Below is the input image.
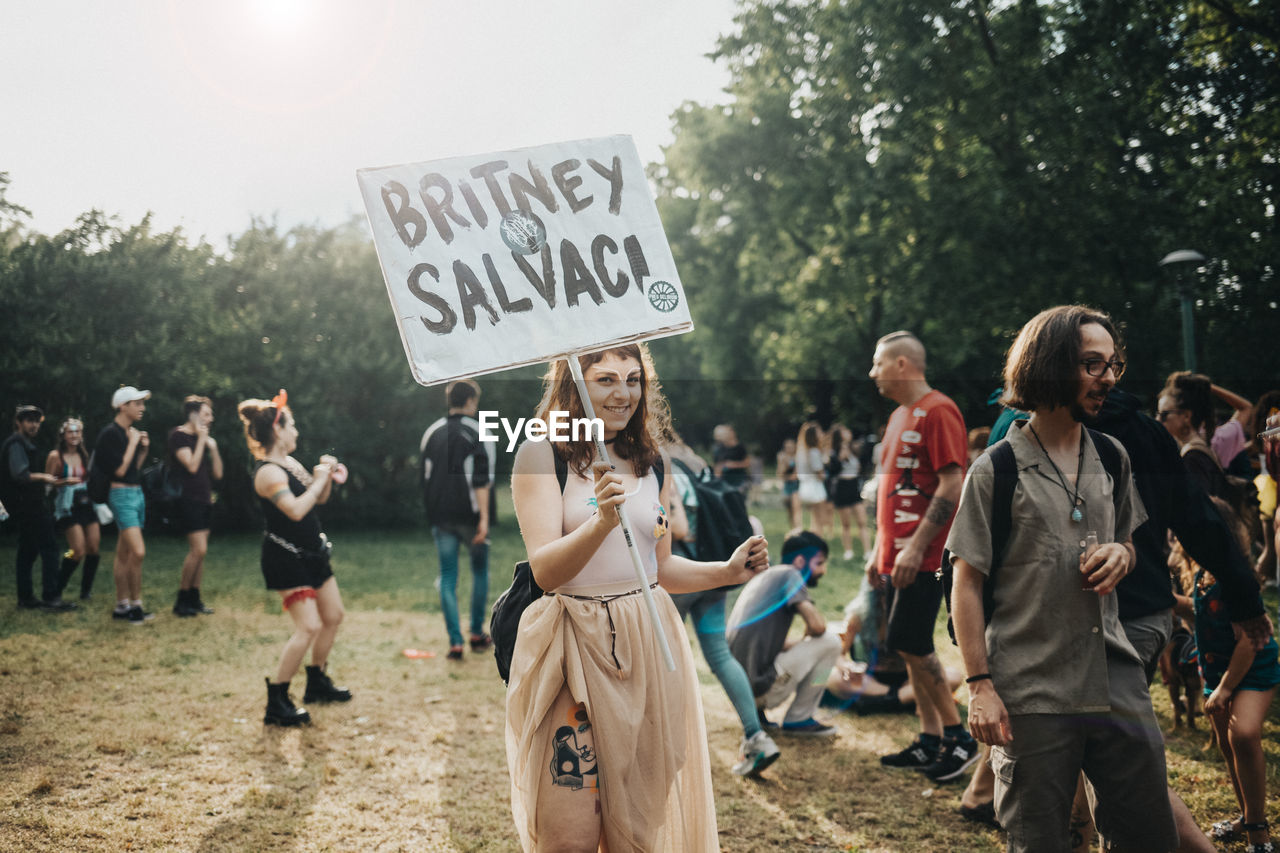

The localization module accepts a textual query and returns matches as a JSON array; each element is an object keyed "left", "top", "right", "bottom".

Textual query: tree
[{"left": 657, "top": 0, "right": 1280, "bottom": 446}]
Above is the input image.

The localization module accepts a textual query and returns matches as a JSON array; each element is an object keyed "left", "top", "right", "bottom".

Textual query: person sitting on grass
[
  {"left": 727, "top": 530, "right": 842, "bottom": 737},
  {"left": 823, "top": 582, "right": 966, "bottom": 717}
]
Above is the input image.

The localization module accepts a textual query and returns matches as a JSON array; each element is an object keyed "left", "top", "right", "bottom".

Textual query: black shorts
[
  {"left": 172, "top": 498, "right": 212, "bottom": 534},
  {"left": 832, "top": 477, "right": 863, "bottom": 508},
  {"left": 261, "top": 538, "right": 333, "bottom": 591},
  {"left": 885, "top": 572, "right": 945, "bottom": 657},
  {"left": 55, "top": 502, "right": 99, "bottom": 531}
]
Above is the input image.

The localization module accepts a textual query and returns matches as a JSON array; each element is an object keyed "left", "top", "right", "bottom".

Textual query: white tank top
[{"left": 557, "top": 462, "right": 666, "bottom": 595}]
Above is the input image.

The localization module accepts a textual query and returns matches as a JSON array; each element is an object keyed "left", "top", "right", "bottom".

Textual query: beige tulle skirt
[{"left": 505, "top": 584, "right": 719, "bottom": 852}]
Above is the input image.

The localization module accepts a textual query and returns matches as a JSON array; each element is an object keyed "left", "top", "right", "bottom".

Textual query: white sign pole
[{"left": 566, "top": 355, "right": 676, "bottom": 673}]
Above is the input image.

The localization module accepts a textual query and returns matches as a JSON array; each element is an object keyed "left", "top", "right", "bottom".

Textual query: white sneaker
[
  {"left": 731, "top": 730, "right": 781, "bottom": 777},
  {"left": 842, "top": 549, "right": 854, "bottom": 561}
]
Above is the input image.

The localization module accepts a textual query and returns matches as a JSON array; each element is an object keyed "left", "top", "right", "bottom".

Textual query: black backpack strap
[
  {"left": 1086, "top": 428, "right": 1124, "bottom": 515},
  {"left": 941, "top": 438, "right": 1018, "bottom": 642},
  {"left": 653, "top": 455, "right": 665, "bottom": 494},
  {"left": 983, "top": 439, "right": 1018, "bottom": 623},
  {"left": 988, "top": 440, "right": 1018, "bottom": 565}
]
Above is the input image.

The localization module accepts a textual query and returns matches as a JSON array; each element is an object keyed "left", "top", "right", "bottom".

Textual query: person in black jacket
[
  {"left": 1083, "top": 386, "right": 1271, "bottom": 853},
  {"left": 1, "top": 405, "right": 77, "bottom": 611},
  {"left": 1091, "top": 388, "right": 1271, "bottom": 654},
  {"left": 420, "top": 380, "right": 495, "bottom": 660}
]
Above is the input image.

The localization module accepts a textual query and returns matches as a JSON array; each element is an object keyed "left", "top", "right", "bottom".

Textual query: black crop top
[{"left": 255, "top": 460, "right": 323, "bottom": 552}]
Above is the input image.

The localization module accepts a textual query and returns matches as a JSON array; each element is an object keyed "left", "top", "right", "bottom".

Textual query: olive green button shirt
[{"left": 945, "top": 421, "right": 1146, "bottom": 715}]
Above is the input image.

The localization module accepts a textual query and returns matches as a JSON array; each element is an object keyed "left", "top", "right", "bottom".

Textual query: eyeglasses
[
  {"left": 1080, "top": 357, "right": 1125, "bottom": 379},
  {"left": 1156, "top": 410, "right": 1181, "bottom": 422}
]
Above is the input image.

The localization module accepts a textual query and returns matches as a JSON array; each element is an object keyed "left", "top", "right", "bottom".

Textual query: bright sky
[{"left": 2, "top": 0, "right": 736, "bottom": 246}]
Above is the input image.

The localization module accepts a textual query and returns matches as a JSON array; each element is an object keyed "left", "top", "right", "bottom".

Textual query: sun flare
[{"left": 255, "top": 0, "right": 307, "bottom": 33}]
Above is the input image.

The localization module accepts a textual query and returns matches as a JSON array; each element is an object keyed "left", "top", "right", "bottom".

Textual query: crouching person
[{"left": 728, "top": 531, "right": 842, "bottom": 738}]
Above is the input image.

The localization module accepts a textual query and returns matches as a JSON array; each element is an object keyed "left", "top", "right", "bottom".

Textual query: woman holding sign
[{"left": 507, "top": 343, "right": 768, "bottom": 852}]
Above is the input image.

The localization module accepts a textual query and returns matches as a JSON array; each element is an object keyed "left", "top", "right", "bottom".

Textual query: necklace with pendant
[{"left": 1028, "top": 423, "right": 1085, "bottom": 523}]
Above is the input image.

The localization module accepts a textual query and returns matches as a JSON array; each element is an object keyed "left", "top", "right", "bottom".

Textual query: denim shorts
[{"left": 108, "top": 486, "right": 146, "bottom": 530}]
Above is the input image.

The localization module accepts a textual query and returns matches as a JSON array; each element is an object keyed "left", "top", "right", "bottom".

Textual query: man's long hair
[{"left": 1001, "top": 305, "right": 1122, "bottom": 412}]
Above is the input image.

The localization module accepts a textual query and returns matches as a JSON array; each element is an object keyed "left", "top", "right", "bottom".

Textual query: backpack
[
  {"left": 86, "top": 449, "right": 110, "bottom": 504},
  {"left": 669, "top": 457, "right": 754, "bottom": 564},
  {"left": 491, "top": 452, "right": 665, "bottom": 684},
  {"left": 141, "top": 462, "right": 183, "bottom": 506},
  {"left": 938, "top": 428, "right": 1124, "bottom": 643}
]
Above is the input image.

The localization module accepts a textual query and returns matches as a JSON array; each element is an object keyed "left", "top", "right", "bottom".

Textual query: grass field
[{"left": 1, "top": 487, "right": 1277, "bottom": 851}]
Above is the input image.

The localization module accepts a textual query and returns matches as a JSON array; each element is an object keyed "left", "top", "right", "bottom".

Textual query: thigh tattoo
[{"left": 549, "top": 702, "right": 599, "bottom": 791}]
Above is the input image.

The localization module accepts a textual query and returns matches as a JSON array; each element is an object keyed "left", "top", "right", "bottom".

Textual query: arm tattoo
[
  {"left": 925, "top": 496, "right": 957, "bottom": 526},
  {"left": 269, "top": 488, "right": 290, "bottom": 505}
]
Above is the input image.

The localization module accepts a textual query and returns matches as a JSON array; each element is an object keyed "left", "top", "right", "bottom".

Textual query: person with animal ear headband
[{"left": 238, "top": 390, "right": 352, "bottom": 727}]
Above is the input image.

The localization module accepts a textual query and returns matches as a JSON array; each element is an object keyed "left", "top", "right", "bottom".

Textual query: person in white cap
[{"left": 96, "top": 386, "right": 154, "bottom": 624}]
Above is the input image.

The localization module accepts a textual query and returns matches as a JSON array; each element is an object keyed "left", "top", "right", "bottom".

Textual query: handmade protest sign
[{"left": 357, "top": 135, "right": 693, "bottom": 386}]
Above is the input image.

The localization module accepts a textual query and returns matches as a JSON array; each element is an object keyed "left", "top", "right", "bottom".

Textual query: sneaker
[
  {"left": 780, "top": 717, "right": 837, "bottom": 737},
  {"left": 843, "top": 549, "right": 854, "bottom": 561},
  {"left": 127, "top": 605, "right": 155, "bottom": 625},
  {"left": 921, "top": 736, "right": 981, "bottom": 782},
  {"left": 446, "top": 646, "right": 465, "bottom": 661},
  {"left": 880, "top": 736, "right": 938, "bottom": 768},
  {"left": 112, "top": 607, "right": 132, "bottom": 621},
  {"left": 17, "top": 598, "right": 44, "bottom": 610},
  {"left": 469, "top": 633, "right": 494, "bottom": 652},
  {"left": 732, "top": 731, "right": 781, "bottom": 777}
]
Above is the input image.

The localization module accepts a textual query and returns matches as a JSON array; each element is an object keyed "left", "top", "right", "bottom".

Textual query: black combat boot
[
  {"left": 173, "top": 588, "right": 198, "bottom": 617},
  {"left": 191, "top": 587, "right": 214, "bottom": 614},
  {"left": 303, "top": 665, "right": 353, "bottom": 703},
  {"left": 263, "top": 678, "right": 311, "bottom": 726}
]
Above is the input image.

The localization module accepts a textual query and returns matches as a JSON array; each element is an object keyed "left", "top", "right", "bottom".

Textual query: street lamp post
[{"left": 1159, "top": 249, "right": 1206, "bottom": 373}]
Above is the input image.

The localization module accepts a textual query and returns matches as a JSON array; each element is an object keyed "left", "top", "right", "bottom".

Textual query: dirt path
[{"left": 0, "top": 610, "right": 518, "bottom": 852}]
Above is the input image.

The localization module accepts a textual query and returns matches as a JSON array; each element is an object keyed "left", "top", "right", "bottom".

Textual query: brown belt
[{"left": 553, "top": 581, "right": 659, "bottom": 603}]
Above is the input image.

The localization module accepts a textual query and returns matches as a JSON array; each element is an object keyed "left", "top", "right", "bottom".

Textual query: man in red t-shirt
[{"left": 868, "top": 331, "right": 977, "bottom": 783}]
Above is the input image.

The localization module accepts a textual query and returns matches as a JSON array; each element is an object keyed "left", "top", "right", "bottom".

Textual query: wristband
[{"left": 965, "top": 673, "right": 992, "bottom": 685}]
